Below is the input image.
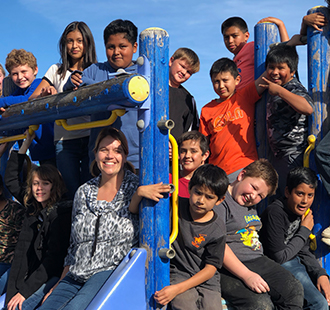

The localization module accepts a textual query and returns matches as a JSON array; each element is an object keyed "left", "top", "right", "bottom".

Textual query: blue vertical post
[
  {"left": 139, "top": 28, "right": 170, "bottom": 310},
  {"left": 254, "top": 22, "right": 278, "bottom": 160},
  {"left": 254, "top": 22, "right": 278, "bottom": 213},
  {"left": 307, "top": 6, "right": 330, "bottom": 272}
]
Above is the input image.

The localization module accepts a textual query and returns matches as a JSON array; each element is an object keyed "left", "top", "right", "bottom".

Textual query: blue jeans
[
  {"left": 55, "top": 137, "right": 91, "bottom": 200},
  {"left": 2, "top": 277, "right": 58, "bottom": 310},
  {"left": 282, "top": 257, "right": 329, "bottom": 310},
  {"left": 38, "top": 270, "right": 113, "bottom": 310},
  {"left": 0, "top": 263, "right": 11, "bottom": 295}
]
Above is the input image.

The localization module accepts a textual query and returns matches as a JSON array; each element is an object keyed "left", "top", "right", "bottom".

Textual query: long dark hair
[
  {"left": 24, "top": 165, "right": 66, "bottom": 215},
  {"left": 58, "top": 21, "right": 97, "bottom": 79}
]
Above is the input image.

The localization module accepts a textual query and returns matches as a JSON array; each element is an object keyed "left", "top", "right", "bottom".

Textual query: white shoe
[
  {"left": 322, "top": 226, "right": 330, "bottom": 238},
  {"left": 321, "top": 238, "right": 330, "bottom": 246}
]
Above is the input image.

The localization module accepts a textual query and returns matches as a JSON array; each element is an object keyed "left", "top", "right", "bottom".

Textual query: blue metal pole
[
  {"left": 254, "top": 22, "right": 278, "bottom": 213},
  {"left": 254, "top": 22, "right": 278, "bottom": 161},
  {"left": 307, "top": 5, "right": 330, "bottom": 272},
  {"left": 139, "top": 28, "right": 170, "bottom": 310}
]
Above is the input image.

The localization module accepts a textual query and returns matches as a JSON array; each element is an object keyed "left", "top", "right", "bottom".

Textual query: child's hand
[
  {"left": 7, "top": 292, "right": 26, "bottom": 310},
  {"left": 243, "top": 271, "right": 270, "bottom": 294},
  {"left": 137, "top": 183, "right": 172, "bottom": 202},
  {"left": 71, "top": 72, "right": 83, "bottom": 89},
  {"left": 303, "top": 13, "right": 327, "bottom": 32},
  {"left": 40, "top": 86, "right": 57, "bottom": 97},
  {"left": 18, "top": 129, "right": 36, "bottom": 155},
  {"left": 154, "top": 285, "right": 179, "bottom": 305},
  {"left": 258, "top": 17, "right": 284, "bottom": 26},
  {"left": 259, "top": 77, "right": 282, "bottom": 96},
  {"left": 317, "top": 275, "right": 330, "bottom": 305},
  {"left": 301, "top": 209, "right": 314, "bottom": 231}
]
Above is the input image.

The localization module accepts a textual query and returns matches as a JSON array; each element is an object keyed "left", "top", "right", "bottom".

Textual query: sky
[{"left": 0, "top": 0, "right": 324, "bottom": 113}]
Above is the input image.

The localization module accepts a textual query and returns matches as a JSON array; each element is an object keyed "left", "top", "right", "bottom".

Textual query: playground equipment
[{"left": 0, "top": 6, "right": 329, "bottom": 308}]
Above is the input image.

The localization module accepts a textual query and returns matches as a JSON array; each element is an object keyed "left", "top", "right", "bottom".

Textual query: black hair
[
  {"left": 221, "top": 17, "right": 248, "bottom": 34},
  {"left": 265, "top": 44, "right": 298, "bottom": 73},
  {"left": 189, "top": 164, "right": 229, "bottom": 200},
  {"left": 58, "top": 21, "right": 97, "bottom": 80},
  {"left": 286, "top": 167, "right": 318, "bottom": 193},
  {"left": 103, "top": 19, "right": 138, "bottom": 46},
  {"left": 177, "top": 131, "right": 209, "bottom": 155},
  {"left": 210, "top": 57, "right": 239, "bottom": 79}
]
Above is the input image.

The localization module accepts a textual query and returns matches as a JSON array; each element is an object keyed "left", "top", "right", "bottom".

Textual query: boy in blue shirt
[
  {"left": 66, "top": 19, "right": 139, "bottom": 170},
  {"left": 0, "top": 49, "right": 55, "bottom": 165},
  {"left": 260, "top": 167, "right": 330, "bottom": 309}
]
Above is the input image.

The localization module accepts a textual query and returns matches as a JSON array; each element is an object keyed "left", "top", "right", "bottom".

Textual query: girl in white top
[{"left": 30, "top": 21, "right": 97, "bottom": 200}]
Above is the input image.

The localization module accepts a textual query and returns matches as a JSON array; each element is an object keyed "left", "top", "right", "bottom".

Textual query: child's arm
[
  {"left": 223, "top": 244, "right": 270, "bottom": 293},
  {"left": 29, "top": 79, "right": 56, "bottom": 100},
  {"left": 129, "top": 183, "right": 172, "bottom": 214},
  {"left": 0, "top": 79, "right": 41, "bottom": 108},
  {"left": 300, "top": 12, "right": 327, "bottom": 35},
  {"left": 154, "top": 264, "right": 216, "bottom": 306},
  {"left": 258, "top": 17, "right": 290, "bottom": 42},
  {"left": 258, "top": 77, "right": 313, "bottom": 115}
]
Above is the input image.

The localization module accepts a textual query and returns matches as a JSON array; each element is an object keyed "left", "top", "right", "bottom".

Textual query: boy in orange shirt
[{"left": 199, "top": 58, "right": 266, "bottom": 182}]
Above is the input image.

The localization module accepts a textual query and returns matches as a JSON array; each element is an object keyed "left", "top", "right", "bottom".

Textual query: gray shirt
[{"left": 214, "top": 191, "right": 263, "bottom": 262}]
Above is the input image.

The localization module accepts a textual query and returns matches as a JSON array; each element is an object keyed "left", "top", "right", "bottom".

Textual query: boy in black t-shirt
[{"left": 154, "top": 164, "right": 228, "bottom": 310}]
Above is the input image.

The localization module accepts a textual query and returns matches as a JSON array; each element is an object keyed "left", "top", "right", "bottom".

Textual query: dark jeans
[
  {"left": 55, "top": 137, "right": 91, "bottom": 200},
  {"left": 220, "top": 256, "right": 304, "bottom": 310}
]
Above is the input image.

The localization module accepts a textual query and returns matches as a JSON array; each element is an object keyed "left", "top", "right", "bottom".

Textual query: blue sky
[{"left": 0, "top": 0, "right": 323, "bottom": 113}]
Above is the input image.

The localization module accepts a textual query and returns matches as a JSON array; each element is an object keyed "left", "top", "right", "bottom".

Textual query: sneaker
[
  {"left": 322, "top": 226, "right": 330, "bottom": 238},
  {"left": 321, "top": 238, "right": 330, "bottom": 246}
]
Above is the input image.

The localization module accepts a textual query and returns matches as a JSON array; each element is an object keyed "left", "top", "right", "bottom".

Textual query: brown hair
[
  {"left": 171, "top": 48, "right": 200, "bottom": 74},
  {"left": 90, "top": 127, "right": 135, "bottom": 177},
  {"left": 0, "top": 64, "right": 5, "bottom": 77},
  {"left": 5, "top": 49, "right": 37, "bottom": 74},
  {"left": 24, "top": 164, "right": 66, "bottom": 215},
  {"left": 242, "top": 159, "right": 278, "bottom": 196}
]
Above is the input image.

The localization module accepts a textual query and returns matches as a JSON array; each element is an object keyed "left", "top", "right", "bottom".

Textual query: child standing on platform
[
  {"left": 169, "top": 48, "right": 200, "bottom": 139},
  {"left": 221, "top": 16, "right": 289, "bottom": 89},
  {"left": 260, "top": 44, "right": 313, "bottom": 196},
  {"left": 29, "top": 21, "right": 97, "bottom": 200},
  {"left": 65, "top": 19, "right": 140, "bottom": 171}
]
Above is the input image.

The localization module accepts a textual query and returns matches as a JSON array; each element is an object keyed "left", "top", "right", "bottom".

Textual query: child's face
[
  {"left": 189, "top": 185, "right": 223, "bottom": 220},
  {"left": 285, "top": 183, "right": 315, "bottom": 217},
  {"left": 0, "top": 71, "right": 4, "bottom": 89},
  {"left": 10, "top": 64, "right": 37, "bottom": 89},
  {"left": 266, "top": 62, "right": 294, "bottom": 86},
  {"left": 66, "top": 30, "right": 85, "bottom": 62},
  {"left": 169, "top": 57, "right": 192, "bottom": 88},
  {"left": 179, "top": 139, "right": 209, "bottom": 174},
  {"left": 211, "top": 71, "right": 240, "bottom": 100},
  {"left": 231, "top": 171, "right": 269, "bottom": 207},
  {"left": 32, "top": 174, "right": 52, "bottom": 208},
  {"left": 223, "top": 26, "right": 249, "bottom": 56},
  {"left": 105, "top": 33, "right": 137, "bottom": 70}
]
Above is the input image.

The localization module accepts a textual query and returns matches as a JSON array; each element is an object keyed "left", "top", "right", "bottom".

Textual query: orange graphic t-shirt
[{"left": 199, "top": 81, "right": 261, "bottom": 175}]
